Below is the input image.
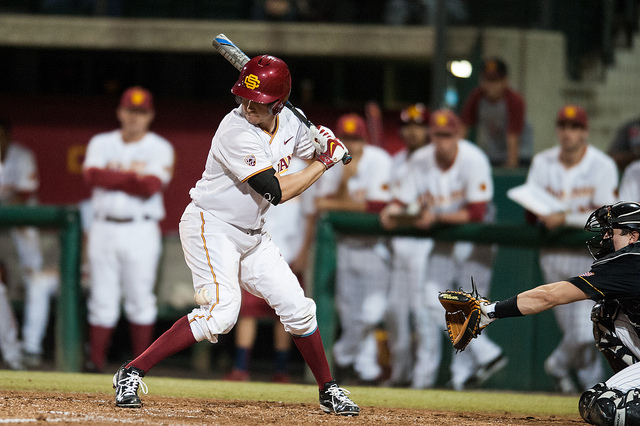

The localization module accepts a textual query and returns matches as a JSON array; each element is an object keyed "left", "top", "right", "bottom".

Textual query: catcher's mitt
[{"left": 438, "top": 277, "right": 488, "bottom": 351}]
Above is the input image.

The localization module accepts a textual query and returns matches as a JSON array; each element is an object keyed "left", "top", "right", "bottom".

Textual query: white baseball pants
[{"left": 181, "top": 203, "right": 317, "bottom": 344}]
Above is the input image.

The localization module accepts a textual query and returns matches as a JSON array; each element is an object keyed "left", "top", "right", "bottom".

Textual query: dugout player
[
  {"left": 608, "top": 115, "right": 640, "bottom": 171},
  {"left": 619, "top": 157, "right": 640, "bottom": 202},
  {"left": 112, "top": 55, "right": 360, "bottom": 416},
  {"left": 83, "top": 86, "right": 175, "bottom": 373},
  {"left": 460, "top": 58, "right": 534, "bottom": 168},
  {"left": 385, "top": 104, "right": 435, "bottom": 388},
  {"left": 381, "top": 109, "right": 506, "bottom": 391},
  {"left": 479, "top": 201, "right": 640, "bottom": 425},
  {"left": 0, "top": 260, "right": 23, "bottom": 370},
  {"left": 313, "top": 113, "right": 393, "bottom": 385},
  {"left": 524, "top": 105, "right": 617, "bottom": 393},
  {"left": 0, "top": 118, "right": 58, "bottom": 368}
]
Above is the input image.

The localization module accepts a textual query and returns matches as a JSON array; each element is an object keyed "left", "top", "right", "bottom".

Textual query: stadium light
[{"left": 449, "top": 60, "right": 473, "bottom": 78}]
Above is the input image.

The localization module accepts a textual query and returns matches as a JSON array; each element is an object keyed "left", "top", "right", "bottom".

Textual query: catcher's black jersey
[{"left": 568, "top": 242, "right": 640, "bottom": 320}]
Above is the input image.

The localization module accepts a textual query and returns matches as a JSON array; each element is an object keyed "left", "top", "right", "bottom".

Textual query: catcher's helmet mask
[
  {"left": 585, "top": 201, "right": 640, "bottom": 259},
  {"left": 231, "top": 55, "right": 291, "bottom": 116}
]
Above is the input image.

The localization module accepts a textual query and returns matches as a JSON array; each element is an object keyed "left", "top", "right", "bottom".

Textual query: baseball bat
[{"left": 212, "top": 34, "right": 352, "bottom": 165}]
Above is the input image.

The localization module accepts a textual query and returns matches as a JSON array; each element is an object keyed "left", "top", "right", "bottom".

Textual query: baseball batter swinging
[{"left": 112, "top": 55, "right": 359, "bottom": 416}]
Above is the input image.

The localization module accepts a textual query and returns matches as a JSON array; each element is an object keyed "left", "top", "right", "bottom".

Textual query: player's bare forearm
[
  {"left": 516, "top": 281, "right": 589, "bottom": 315},
  {"left": 436, "top": 208, "right": 471, "bottom": 225},
  {"left": 315, "top": 197, "right": 366, "bottom": 213},
  {"left": 2, "top": 190, "right": 34, "bottom": 205},
  {"left": 277, "top": 161, "right": 326, "bottom": 203}
]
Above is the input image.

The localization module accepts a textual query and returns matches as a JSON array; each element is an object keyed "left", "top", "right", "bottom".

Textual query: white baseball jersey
[
  {"left": 398, "top": 139, "right": 494, "bottom": 212},
  {"left": 83, "top": 130, "right": 174, "bottom": 221},
  {"left": 83, "top": 130, "right": 174, "bottom": 328},
  {"left": 0, "top": 142, "right": 54, "bottom": 358},
  {"left": 386, "top": 148, "right": 434, "bottom": 386},
  {"left": 263, "top": 156, "right": 309, "bottom": 263},
  {"left": 190, "top": 106, "right": 315, "bottom": 230},
  {"left": 184, "top": 106, "right": 319, "bottom": 344},
  {"left": 527, "top": 144, "right": 617, "bottom": 391},
  {"left": 0, "top": 143, "right": 38, "bottom": 204},
  {"left": 314, "top": 145, "right": 392, "bottom": 203},
  {"left": 397, "top": 139, "right": 501, "bottom": 390},
  {"left": 526, "top": 145, "right": 619, "bottom": 227},
  {"left": 619, "top": 159, "right": 640, "bottom": 202}
]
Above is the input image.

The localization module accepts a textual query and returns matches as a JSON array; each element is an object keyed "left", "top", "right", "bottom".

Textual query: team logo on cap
[
  {"left": 435, "top": 113, "right": 448, "bottom": 127},
  {"left": 131, "top": 90, "right": 146, "bottom": 106},
  {"left": 485, "top": 60, "right": 498, "bottom": 73},
  {"left": 244, "top": 74, "right": 261, "bottom": 90},
  {"left": 564, "top": 106, "right": 577, "bottom": 118},
  {"left": 244, "top": 155, "right": 256, "bottom": 166},
  {"left": 343, "top": 119, "right": 357, "bottom": 134}
]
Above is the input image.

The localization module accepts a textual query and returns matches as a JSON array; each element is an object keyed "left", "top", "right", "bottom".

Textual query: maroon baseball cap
[
  {"left": 335, "top": 113, "right": 368, "bottom": 140},
  {"left": 119, "top": 86, "right": 154, "bottom": 111},
  {"left": 429, "top": 109, "right": 461, "bottom": 135},
  {"left": 481, "top": 58, "right": 508, "bottom": 81},
  {"left": 556, "top": 105, "right": 588, "bottom": 128},
  {"left": 400, "top": 103, "right": 430, "bottom": 125}
]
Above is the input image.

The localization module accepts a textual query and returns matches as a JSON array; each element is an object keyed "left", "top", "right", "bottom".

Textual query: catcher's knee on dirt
[
  {"left": 579, "top": 383, "right": 624, "bottom": 426},
  {"left": 282, "top": 299, "right": 317, "bottom": 337},
  {"left": 592, "top": 301, "right": 639, "bottom": 373},
  {"left": 580, "top": 384, "right": 640, "bottom": 426}
]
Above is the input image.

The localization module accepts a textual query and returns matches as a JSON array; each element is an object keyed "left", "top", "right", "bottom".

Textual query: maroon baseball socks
[
  {"left": 292, "top": 328, "right": 333, "bottom": 389},
  {"left": 127, "top": 315, "right": 197, "bottom": 373}
]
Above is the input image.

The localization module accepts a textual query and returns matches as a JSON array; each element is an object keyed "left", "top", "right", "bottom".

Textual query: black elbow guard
[{"left": 248, "top": 168, "right": 282, "bottom": 205}]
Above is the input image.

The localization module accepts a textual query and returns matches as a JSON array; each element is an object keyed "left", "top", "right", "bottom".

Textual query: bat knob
[{"left": 342, "top": 153, "right": 352, "bottom": 165}]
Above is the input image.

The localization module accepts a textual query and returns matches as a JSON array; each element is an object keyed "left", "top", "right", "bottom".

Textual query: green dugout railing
[
  {"left": 0, "top": 205, "right": 82, "bottom": 372},
  {"left": 312, "top": 211, "right": 594, "bottom": 391}
]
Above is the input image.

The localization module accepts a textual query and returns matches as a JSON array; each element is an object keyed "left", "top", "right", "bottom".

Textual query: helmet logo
[
  {"left": 435, "top": 113, "right": 448, "bottom": 127},
  {"left": 244, "top": 74, "right": 261, "bottom": 90}
]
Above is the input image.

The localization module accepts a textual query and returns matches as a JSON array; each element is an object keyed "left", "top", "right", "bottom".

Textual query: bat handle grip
[{"left": 341, "top": 153, "right": 352, "bottom": 165}]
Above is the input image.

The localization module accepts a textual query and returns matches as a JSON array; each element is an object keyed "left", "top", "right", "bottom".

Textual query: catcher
[{"left": 440, "top": 201, "right": 640, "bottom": 426}]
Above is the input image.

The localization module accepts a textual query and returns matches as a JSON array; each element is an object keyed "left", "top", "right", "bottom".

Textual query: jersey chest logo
[{"left": 276, "top": 155, "right": 292, "bottom": 173}]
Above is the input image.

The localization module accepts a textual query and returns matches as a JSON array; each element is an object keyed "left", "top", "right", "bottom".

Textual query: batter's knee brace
[
  {"left": 592, "top": 301, "right": 639, "bottom": 373},
  {"left": 579, "top": 383, "right": 624, "bottom": 426},
  {"left": 284, "top": 298, "right": 317, "bottom": 337}
]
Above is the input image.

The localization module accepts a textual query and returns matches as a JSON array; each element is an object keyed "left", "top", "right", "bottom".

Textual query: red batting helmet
[{"left": 231, "top": 55, "right": 291, "bottom": 115}]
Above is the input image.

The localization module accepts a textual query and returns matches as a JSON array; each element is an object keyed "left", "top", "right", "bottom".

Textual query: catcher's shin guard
[
  {"left": 579, "top": 383, "right": 624, "bottom": 426},
  {"left": 592, "top": 301, "right": 639, "bottom": 373}
]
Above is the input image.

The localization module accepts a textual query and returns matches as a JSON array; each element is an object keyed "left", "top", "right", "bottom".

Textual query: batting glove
[
  {"left": 316, "top": 137, "right": 349, "bottom": 169},
  {"left": 310, "top": 125, "right": 336, "bottom": 154}
]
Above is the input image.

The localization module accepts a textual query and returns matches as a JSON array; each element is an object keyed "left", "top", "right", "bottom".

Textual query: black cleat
[
  {"left": 319, "top": 381, "right": 360, "bottom": 416},
  {"left": 112, "top": 361, "right": 147, "bottom": 408}
]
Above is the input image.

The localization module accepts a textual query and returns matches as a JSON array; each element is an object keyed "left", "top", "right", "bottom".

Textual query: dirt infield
[{"left": 0, "top": 390, "right": 583, "bottom": 425}]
